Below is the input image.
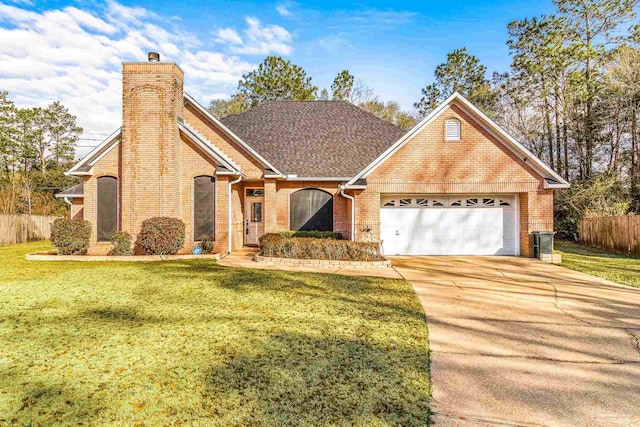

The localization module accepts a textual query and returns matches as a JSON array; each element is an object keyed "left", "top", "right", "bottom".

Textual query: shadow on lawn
[
  {"left": 202, "top": 331, "right": 431, "bottom": 426},
  {"left": 4, "top": 383, "right": 96, "bottom": 426},
  {"left": 133, "top": 261, "right": 426, "bottom": 322}
]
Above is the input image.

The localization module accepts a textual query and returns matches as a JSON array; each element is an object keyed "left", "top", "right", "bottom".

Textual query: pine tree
[{"left": 237, "top": 56, "right": 317, "bottom": 106}]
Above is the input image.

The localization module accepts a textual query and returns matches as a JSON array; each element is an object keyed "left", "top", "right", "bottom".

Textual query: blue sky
[{"left": 0, "top": 0, "right": 556, "bottom": 154}]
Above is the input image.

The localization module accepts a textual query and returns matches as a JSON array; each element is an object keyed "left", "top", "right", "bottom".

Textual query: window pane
[
  {"left": 246, "top": 188, "right": 264, "bottom": 197},
  {"left": 289, "top": 189, "right": 333, "bottom": 231},
  {"left": 97, "top": 176, "right": 117, "bottom": 241},
  {"left": 252, "top": 202, "right": 263, "bottom": 223},
  {"left": 194, "top": 176, "right": 215, "bottom": 241}
]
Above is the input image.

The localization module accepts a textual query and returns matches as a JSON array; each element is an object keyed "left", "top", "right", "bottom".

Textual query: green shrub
[
  {"left": 108, "top": 231, "right": 132, "bottom": 256},
  {"left": 50, "top": 218, "right": 92, "bottom": 255},
  {"left": 136, "top": 217, "right": 185, "bottom": 255},
  {"left": 277, "top": 230, "right": 342, "bottom": 239},
  {"left": 555, "top": 216, "right": 579, "bottom": 242},
  {"left": 200, "top": 235, "right": 215, "bottom": 254},
  {"left": 259, "top": 233, "right": 383, "bottom": 261}
]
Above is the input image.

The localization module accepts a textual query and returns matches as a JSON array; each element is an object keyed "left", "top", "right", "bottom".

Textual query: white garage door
[{"left": 380, "top": 195, "right": 517, "bottom": 256}]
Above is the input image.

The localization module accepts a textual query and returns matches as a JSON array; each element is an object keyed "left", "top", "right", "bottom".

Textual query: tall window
[
  {"left": 289, "top": 188, "right": 333, "bottom": 231},
  {"left": 194, "top": 176, "right": 215, "bottom": 240},
  {"left": 445, "top": 118, "right": 461, "bottom": 140},
  {"left": 97, "top": 176, "right": 117, "bottom": 241}
]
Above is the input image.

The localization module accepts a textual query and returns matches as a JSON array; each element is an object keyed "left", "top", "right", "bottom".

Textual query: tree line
[
  {"left": 0, "top": 91, "right": 81, "bottom": 216},
  {"left": 208, "top": 56, "right": 418, "bottom": 130},
  {"left": 210, "top": 0, "right": 640, "bottom": 239}
]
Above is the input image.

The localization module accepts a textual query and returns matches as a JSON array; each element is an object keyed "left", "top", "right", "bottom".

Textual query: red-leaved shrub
[{"left": 136, "top": 217, "right": 185, "bottom": 255}]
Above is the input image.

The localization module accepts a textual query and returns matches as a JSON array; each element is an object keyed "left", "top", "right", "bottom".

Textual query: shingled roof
[
  {"left": 55, "top": 182, "right": 84, "bottom": 198},
  {"left": 220, "top": 101, "right": 406, "bottom": 177}
]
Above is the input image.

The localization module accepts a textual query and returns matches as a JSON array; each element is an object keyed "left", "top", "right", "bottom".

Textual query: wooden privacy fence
[
  {"left": 579, "top": 216, "right": 640, "bottom": 256},
  {"left": 0, "top": 214, "right": 60, "bottom": 246}
]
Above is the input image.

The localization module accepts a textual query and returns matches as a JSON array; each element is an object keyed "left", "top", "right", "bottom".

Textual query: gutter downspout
[
  {"left": 339, "top": 185, "right": 355, "bottom": 241},
  {"left": 228, "top": 174, "right": 242, "bottom": 253},
  {"left": 62, "top": 197, "right": 73, "bottom": 219}
]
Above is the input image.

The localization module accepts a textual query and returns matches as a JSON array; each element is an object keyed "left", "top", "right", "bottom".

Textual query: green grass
[
  {"left": 0, "top": 242, "right": 430, "bottom": 426},
  {"left": 556, "top": 240, "right": 640, "bottom": 288}
]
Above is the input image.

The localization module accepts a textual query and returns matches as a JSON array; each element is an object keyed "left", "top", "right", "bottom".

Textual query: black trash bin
[{"left": 532, "top": 231, "right": 555, "bottom": 259}]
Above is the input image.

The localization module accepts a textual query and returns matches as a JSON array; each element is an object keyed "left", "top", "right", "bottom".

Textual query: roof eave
[
  {"left": 66, "top": 127, "right": 122, "bottom": 177},
  {"left": 55, "top": 193, "right": 84, "bottom": 198},
  {"left": 178, "top": 121, "right": 244, "bottom": 176}
]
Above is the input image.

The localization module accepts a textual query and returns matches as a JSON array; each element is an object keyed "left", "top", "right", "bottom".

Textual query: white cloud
[
  {"left": 0, "top": 1, "right": 272, "bottom": 153},
  {"left": 217, "top": 17, "right": 292, "bottom": 55},
  {"left": 276, "top": 5, "right": 292, "bottom": 17},
  {"left": 216, "top": 28, "right": 243, "bottom": 45}
]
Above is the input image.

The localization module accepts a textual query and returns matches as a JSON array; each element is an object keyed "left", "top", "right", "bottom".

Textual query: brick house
[{"left": 58, "top": 54, "right": 569, "bottom": 256}]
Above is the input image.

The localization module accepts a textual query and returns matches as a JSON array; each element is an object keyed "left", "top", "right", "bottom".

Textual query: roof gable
[
  {"left": 66, "top": 128, "right": 122, "bottom": 176},
  {"left": 178, "top": 120, "right": 243, "bottom": 174},
  {"left": 346, "top": 92, "right": 569, "bottom": 189},
  {"left": 183, "top": 93, "right": 283, "bottom": 177}
]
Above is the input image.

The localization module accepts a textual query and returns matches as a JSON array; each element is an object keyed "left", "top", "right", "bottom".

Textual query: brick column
[
  {"left": 519, "top": 190, "right": 554, "bottom": 257},
  {"left": 120, "top": 61, "right": 184, "bottom": 239},
  {"left": 354, "top": 189, "right": 380, "bottom": 242},
  {"left": 263, "top": 178, "right": 277, "bottom": 233}
]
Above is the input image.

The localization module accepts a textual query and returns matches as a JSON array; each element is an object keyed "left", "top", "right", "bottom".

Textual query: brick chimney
[{"left": 120, "top": 52, "right": 184, "bottom": 236}]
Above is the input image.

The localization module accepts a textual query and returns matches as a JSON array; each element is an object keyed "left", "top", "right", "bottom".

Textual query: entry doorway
[{"left": 244, "top": 188, "right": 264, "bottom": 246}]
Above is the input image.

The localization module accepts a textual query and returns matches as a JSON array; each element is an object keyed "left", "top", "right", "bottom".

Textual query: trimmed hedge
[
  {"left": 278, "top": 230, "right": 342, "bottom": 239},
  {"left": 136, "top": 217, "right": 185, "bottom": 255},
  {"left": 108, "top": 231, "right": 132, "bottom": 256},
  {"left": 259, "top": 233, "right": 384, "bottom": 261},
  {"left": 50, "top": 218, "right": 92, "bottom": 255}
]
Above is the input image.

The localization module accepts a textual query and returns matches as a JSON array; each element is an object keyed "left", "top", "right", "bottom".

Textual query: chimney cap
[{"left": 148, "top": 52, "right": 160, "bottom": 62}]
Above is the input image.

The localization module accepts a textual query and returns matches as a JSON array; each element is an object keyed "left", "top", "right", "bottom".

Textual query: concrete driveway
[{"left": 391, "top": 256, "right": 640, "bottom": 427}]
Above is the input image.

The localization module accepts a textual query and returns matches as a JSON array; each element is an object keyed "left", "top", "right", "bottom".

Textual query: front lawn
[
  {"left": 556, "top": 240, "right": 640, "bottom": 288},
  {"left": 0, "top": 242, "right": 430, "bottom": 426}
]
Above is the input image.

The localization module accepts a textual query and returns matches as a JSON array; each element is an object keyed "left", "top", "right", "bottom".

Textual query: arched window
[
  {"left": 194, "top": 176, "right": 215, "bottom": 241},
  {"left": 97, "top": 176, "right": 117, "bottom": 241},
  {"left": 290, "top": 188, "right": 333, "bottom": 231},
  {"left": 445, "top": 118, "right": 461, "bottom": 140}
]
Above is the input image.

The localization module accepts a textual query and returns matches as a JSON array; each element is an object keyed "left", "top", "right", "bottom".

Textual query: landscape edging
[
  {"left": 254, "top": 254, "right": 391, "bottom": 269},
  {"left": 25, "top": 252, "right": 221, "bottom": 262}
]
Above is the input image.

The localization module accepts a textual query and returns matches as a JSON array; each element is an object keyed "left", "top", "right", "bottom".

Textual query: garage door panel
[{"left": 380, "top": 195, "right": 517, "bottom": 256}]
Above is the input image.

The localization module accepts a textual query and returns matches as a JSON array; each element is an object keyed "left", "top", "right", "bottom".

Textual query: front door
[{"left": 244, "top": 188, "right": 264, "bottom": 246}]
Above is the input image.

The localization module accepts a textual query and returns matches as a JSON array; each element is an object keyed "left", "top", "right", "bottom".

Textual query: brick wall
[
  {"left": 354, "top": 102, "right": 554, "bottom": 256},
  {"left": 71, "top": 198, "right": 84, "bottom": 221},
  {"left": 120, "top": 62, "right": 184, "bottom": 241},
  {"left": 183, "top": 105, "right": 264, "bottom": 180},
  {"left": 178, "top": 134, "right": 231, "bottom": 254}
]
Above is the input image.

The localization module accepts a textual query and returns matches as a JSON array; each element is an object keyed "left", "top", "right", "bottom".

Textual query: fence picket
[
  {"left": 0, "top": 214, "right": 59, "bottom": 245},
  {"left": 579, "top": 216, "right": 640, "bottom": 256}
]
